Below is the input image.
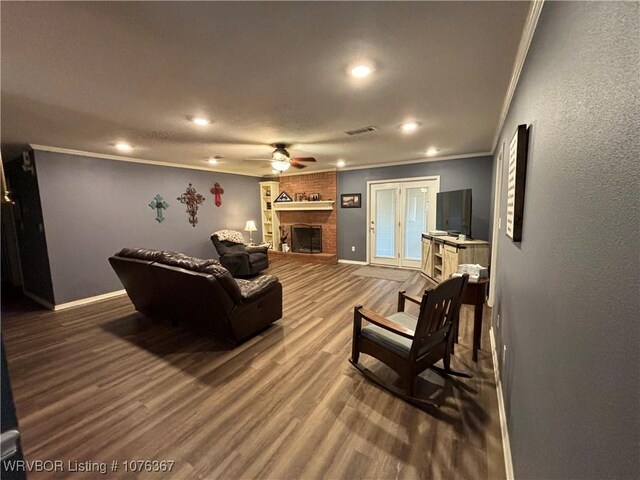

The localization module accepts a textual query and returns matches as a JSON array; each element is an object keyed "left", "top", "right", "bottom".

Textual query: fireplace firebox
[{"left": 291, "top": 224, "right": 322, "bottom": 254}]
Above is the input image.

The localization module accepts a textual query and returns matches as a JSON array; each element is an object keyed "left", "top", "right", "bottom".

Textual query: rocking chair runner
[{"left": 349, "top": 275, "right": 470, "bottom": 407}]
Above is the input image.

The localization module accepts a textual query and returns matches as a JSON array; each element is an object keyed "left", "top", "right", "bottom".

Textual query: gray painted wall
[
  {"left": 337, "top": 156, "right": 493, "bottom": 262},
  {"left": 34, "top": 151, "right": 262, "bottom": 304},
  {"left": 491, "top": 3, "right": 639, "bottom": 479}
]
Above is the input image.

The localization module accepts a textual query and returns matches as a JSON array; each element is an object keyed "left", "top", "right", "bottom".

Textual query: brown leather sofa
[{"left": 108, "top": 248, "right": 283, "bottom": 344}]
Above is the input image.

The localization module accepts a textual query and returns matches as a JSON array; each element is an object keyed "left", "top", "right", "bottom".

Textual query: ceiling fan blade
[
  {"left": 290, "top": 162, "right": 307, "bottom": 169},
  {"left": 291, "top": 157, "right": 316, "bottom": 162},
  {"left": 244, "top": 158, "right": 273, "bottom": 162}
]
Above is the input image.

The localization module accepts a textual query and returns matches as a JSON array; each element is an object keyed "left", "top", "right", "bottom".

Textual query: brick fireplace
[{"left": 272, "top": 171, "right": 337, "bottom": 264}]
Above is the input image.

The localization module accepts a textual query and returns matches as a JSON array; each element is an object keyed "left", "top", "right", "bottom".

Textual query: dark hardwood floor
[{"left": 2, "top": 259, "right": 505, "bottom": 479}]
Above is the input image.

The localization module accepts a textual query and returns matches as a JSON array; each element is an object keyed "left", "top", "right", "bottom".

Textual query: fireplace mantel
[{"left": 273, "top": 201, "right": 334, "bottom": 211}]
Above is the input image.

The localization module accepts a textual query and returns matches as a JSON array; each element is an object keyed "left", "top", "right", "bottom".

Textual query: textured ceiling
[{"left": 1, "top": 1, "right": 530, "bottom": 175}]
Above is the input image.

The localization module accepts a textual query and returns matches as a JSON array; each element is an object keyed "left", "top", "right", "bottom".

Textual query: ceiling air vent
[{"left": 344, "top": 126, "right": 377, "bottom": 136}]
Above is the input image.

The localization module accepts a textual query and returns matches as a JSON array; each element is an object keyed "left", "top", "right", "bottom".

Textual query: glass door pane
[
  {"left": 375, "top": 188, "right": 396, "bottom": 258},
  {"left": 403, "top": 187, "right": 429, "bottom": 261}
]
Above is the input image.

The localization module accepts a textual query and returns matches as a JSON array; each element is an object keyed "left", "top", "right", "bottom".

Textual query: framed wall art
[
  {"left": 506, "top": 124, "right": 530, "bottom": 242},
  {"left": 341, "top": 193, "right": 361, "bottom": 208}
]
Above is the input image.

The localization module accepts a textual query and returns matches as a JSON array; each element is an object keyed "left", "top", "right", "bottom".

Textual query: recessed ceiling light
[
  {"left": 191, "top": 117, "right": 211, "bottom": 126},
  {"left": 208, "top": 158, "right": 218, "bottom": 165},
  {"left": 350, "top": 64, "right": 372, "bottom": 78},
  {"left": 115, "top": 142, "right": 132, "bottom": 152},
  {"left": 401, "top": 122, "right": 419, "bottom": 133},
  {"left": 426, "top": 147, "right": 439, "bottom": 156},
  {"left": 336, "top": 159, "right": 346, "bottom": 168}
]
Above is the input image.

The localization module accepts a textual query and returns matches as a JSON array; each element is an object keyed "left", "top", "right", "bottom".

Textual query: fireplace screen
[{"left": 291, "top": 224, "right": 323, "bottom": 254}]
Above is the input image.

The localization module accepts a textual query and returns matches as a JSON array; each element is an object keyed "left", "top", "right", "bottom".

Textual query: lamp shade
[{"left": 244, "top": 220, "right": 257, "bottom": 232}]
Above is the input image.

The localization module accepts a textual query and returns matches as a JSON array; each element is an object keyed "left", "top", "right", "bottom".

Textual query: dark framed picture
[
  {"left": 506, "top": 124, "right": 530, "bottom": 242},
  {"left": 341, "top": 193, "right": 361, "bottom": 208}
]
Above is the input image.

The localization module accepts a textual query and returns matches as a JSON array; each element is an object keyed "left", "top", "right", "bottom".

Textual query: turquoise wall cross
[{"left": 149, "top": 194, "right": 169, "bottom": 223}]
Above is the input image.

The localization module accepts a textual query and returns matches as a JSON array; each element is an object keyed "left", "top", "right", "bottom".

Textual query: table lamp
[{"left": 244, "top": 220, "right": 257, "bottom": 245}]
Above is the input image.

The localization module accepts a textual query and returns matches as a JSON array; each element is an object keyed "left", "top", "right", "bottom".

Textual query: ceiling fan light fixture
[
  {"left": 272, "top": 159, "right": 291, "bottom": 172},
  {"left": 272, "top": 150, "right": 288, "bottom": 162}
]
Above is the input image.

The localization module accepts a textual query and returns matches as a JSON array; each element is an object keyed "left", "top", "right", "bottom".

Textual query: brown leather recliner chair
[
  {"left": 109, "top": 248, "right": 282, "bottom": 344},
  {"left": 210, "top": 233, "right": 269, "bottom": 277}
]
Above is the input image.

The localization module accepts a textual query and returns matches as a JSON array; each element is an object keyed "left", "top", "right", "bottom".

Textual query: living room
[{"left": 1, "top": 2, "right": 638, "bottom": 479}]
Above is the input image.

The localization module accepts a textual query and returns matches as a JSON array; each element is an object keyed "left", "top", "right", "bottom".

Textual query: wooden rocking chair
[{"left": 349, "top": 274, "right": 470, "bottom": 408}]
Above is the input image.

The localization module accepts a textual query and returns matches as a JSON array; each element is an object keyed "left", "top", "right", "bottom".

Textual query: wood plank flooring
[{"left": 2, "top": 260, "right": 505, "bottom": 479}]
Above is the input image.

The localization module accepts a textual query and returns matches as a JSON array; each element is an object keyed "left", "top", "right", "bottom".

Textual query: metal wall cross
[
  {"left": 211, "top": 182, "right": 224, "bottom": 207},
  {"left": 149, "top": 194, "right": 169, "bottom": 223},
  {"left": 177, "top": 183, "right": 205, "bottom": 227}
]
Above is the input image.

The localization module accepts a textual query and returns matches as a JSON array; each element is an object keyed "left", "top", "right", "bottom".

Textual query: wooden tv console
[
  {"left": 421, "top": 234, "right": 490, "bottom": 282},
  {"left": 421, "top": 234, "right": 491, "bottom": 362}
]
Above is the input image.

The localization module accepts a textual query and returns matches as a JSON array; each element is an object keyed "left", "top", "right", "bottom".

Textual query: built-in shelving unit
[{"left": 259, "top": 181, "right": 280, "bottom": 251}]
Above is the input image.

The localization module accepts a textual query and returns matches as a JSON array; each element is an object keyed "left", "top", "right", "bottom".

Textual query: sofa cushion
[
  {"left": 236, "top": 275, "right": 279, "bottom": 302},
  {"left": 116, "top": 247, "right": 164, "bottom": 262}
]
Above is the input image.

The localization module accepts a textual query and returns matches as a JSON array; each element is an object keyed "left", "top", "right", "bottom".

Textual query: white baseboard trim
[
  {"left": 22, "top": 290, "right": 55, "bottom": 310},
  {"left": 490, "top": 327, "right": 515, "bottom": 480},
  {"left": 337, "top": 259, "right": 368, "bottom": 265},
  {"left": 53, "top": 290, "right": 127, "bottom": 311},
  {"left": 23, "top": 288, "right": 127, "bottom": 311}
]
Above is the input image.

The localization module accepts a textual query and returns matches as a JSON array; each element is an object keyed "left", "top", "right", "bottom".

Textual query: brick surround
[{"left": 277, "top": 172, "right": 337, "bottom": 261}]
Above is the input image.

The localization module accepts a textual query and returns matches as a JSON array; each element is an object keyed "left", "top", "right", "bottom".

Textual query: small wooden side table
[{"left": 459, "top": 278, "right": 490, "bottom": 362}]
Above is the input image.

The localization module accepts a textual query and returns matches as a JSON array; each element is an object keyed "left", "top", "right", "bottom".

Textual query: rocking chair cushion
[
  {"left": 361, "top": 312, "right": 418, "bottom": 358},
  {"left": 361, "top": 312, "right": 445, "bottom": 359}
]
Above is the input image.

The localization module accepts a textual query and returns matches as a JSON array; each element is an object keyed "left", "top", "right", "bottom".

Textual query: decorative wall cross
[
  {"left": 149, "top": 194, "right": 169, "bottom": 223},
  {"left": 210, "top": 182, "right": 224, "bottom": 207},
  {"left": 177, "top": 183, "right": 205, "bottom": 227}
]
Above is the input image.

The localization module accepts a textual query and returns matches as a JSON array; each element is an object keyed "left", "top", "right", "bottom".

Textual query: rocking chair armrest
[
  {"left": 357, "top": 307, "right": 415, "bottom": 340},
  {"left": 400, "top": 291, "right": 422, "bottom": 306}
]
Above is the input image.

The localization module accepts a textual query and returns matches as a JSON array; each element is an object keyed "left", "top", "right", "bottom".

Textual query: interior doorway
[
  {"left": 488, "top": 144, "right": 503, "bottom": 307},
  {"left": 368, "top": 177, "right": 439, "bottom": 269}
]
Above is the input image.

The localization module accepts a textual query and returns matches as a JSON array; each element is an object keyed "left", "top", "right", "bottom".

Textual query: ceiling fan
[{"left": 246, "top": 143, "right": 317, "bottom": 172}]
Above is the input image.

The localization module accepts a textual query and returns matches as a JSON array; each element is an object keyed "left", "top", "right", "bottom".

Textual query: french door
[{"left": 369, "top": 178, "right": 438, "bottom": 268}]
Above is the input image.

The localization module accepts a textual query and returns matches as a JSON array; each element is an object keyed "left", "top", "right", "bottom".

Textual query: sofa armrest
[
  {"left": 246, "top": 245, "right": 269, "bottom": 255},
  {"left": 238, "top": 275, "right": 279, "bottom": 302}
]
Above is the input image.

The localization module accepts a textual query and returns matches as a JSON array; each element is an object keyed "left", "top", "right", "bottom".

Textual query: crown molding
[
  {"left": 29, "top": 144, "right": 492, "bottom": 179},
  {"left": 29, "top": 144, "right": 264, "bottom": 177},
  {"left": 339, "top": 151, "right": 492, "bottom": 172},
  {"left": 491, "top": 0, "right": 545, "bottom": 153},
  {"left": 277, "top": 168, "right": 338, "bottom": 177},
  {"left": 271, "top": 151, "right": 491, "bottom": 178}
]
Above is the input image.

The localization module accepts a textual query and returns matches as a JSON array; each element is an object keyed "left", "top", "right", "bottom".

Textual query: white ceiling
[{"left": 1, "top": 1, "right": 530, "bottom": 176}]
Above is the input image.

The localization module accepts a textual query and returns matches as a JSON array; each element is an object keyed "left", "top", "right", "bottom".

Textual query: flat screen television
[{"left": 436, "top": 189, "right": 472, "bottom": 236}]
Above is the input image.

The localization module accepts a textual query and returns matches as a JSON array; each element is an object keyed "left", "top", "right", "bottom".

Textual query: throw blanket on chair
[{"left": 214, "top": 229, "right": 245, "bottom": 244}]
